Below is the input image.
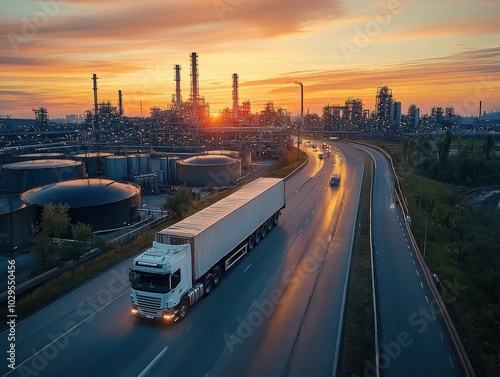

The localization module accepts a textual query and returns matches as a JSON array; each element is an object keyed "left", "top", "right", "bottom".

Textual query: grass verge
[{"left": 338, "top": 156, "right": 375, "bottom": 376}]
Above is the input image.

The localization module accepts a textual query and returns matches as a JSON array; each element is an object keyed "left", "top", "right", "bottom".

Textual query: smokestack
[
  {"left": 232, "top": 73, "right": 239, "bottom": 120},
  {"left": 92, "top": 73, "right": 98, "bottom": 129},
  {"left": 174, "top": 64, "right": 182, "bottom": 111},
  {"left": 479, "top": 100, "right": 482, "bottom": 121},
  {"left": 190, "top": 52, "right": 199, "bottom": 119},
  {"left": 118, "top": 90, "right": 123, "bottom": 116}
]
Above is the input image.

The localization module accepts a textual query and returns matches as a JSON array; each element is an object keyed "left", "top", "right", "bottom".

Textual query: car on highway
[{"left": 330, "top": 174, "right": 340, "bottom": 186}]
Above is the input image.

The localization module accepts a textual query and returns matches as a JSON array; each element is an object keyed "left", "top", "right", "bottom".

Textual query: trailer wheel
[
  {"left": 212, "top": 266, "right": 222, "bottom": 286},
  {"left": 204, "top": 274, "right": 214, "bottom": 296},
  {"left": 267, "top": 218, "right": 273, "bottom": 231},
  {"left": 273, "top": 211, "right": 280, "bottom": 225},
  {"left": 178, "top": 300, "right": 189, "bottom": 321},
  {"left": 248, "top": 234, "right": 255, "bottom": 251},
  {"left": 255, "top": 228, "right": 262, "bottom": 244},
  {"left": 261, "top": 223, "right": 268, "bottom": 238}
]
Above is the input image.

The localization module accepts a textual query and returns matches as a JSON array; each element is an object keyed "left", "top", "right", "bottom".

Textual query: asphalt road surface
[
  {"left": 2, "top": 141, "right": 365, "bottom": 377},
  {"left": 356, "top": 144, "right": 465, "bottom": 377}
]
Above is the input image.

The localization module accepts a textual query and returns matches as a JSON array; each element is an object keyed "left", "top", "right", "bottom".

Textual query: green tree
[
  {"left": 484, "top": 134, "right": 494, "bottom": 160},
  {"left": 31, "top": 203, "right": 71, "bottom": 273},
  {"left": 162, "top": 186, "right": 193, "bottom": 219},
  {"left": 437, "top": 129, "right": 452, "bottom": 164},
  {"left": 62, "top": 222, "right": 95, "bottom": 262}
]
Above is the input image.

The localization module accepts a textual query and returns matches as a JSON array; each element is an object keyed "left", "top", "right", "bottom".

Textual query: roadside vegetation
[
  {"left": 370, "top": 134, "right": 500, "bottom": 377},
  {"left": 338, "top": 157, "right": 375, "bottom": 376},
  {"left": 2, "top": 147, "right": 307, "bottom": 322}
]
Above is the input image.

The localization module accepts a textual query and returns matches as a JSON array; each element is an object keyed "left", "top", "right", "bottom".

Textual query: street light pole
[{"left": 297, "top": 82, "right": 303, "bottom": 157}]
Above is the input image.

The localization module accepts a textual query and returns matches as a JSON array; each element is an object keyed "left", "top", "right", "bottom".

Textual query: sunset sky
[{"left": 1, "top": 0, "right": 499, "bottom": 119}]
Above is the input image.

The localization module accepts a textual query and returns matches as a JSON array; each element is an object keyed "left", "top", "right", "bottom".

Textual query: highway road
[
  {"left": 356, "top": 144, "right": 465, "bottom": 377},
  {"left": 2, "top": 141, "right": 366, "bottom": 377}
]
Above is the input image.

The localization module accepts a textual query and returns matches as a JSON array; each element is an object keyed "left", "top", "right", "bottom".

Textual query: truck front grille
[{"left": 137, "top": 294, "right": 162, "bottom": 317}]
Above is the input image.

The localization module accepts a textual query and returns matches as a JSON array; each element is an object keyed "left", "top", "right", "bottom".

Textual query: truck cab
[{"left": 130, "top": 243, "right": 194, "bottom": 321}]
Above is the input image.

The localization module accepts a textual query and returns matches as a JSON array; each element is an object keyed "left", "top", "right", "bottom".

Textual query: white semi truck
[{"left": 129, "top": 178, "right": 286, "bottom": 322}]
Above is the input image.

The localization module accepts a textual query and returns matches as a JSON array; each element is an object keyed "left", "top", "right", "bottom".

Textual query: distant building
[{"left": 374, "top": 86, "right": 394, "bottom": 133}]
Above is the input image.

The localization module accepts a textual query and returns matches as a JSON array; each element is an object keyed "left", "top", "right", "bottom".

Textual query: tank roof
[
  {"left": 2, "top": 159, "right": 82, "bottom": 170},
  {"left": 74, "top": 152, "right": 113, "bottom": 158},
  {"left": 179, "top": 155, "right": 237, "bottom": 166},
  {"left": 21, "top": 178, "right": 140, "bottom": 207}
]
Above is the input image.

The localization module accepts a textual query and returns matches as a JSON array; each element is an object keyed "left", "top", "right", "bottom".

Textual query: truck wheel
[
  {"left": 267, "top": 218, "right": 273, "bottom": 231},
  {"left": 248, "top": 234, "right": 255, "bottom": 251},
  {"left": 178, "top": 300, "right": 189, "bottom": 321},
  {"left": 255, "top": 229, "right": 262, "bottom": 244},
  {"left": 261, "top": 223, "right": 267, "bottom": 238},
  {"left": 273, "top": 212, "right": 280, "bottom": 225},
  {"left": 213, "top": 266, "right": 222, "bottom": 287},
  {"left": 204, "top": 274, "right": 214, "bottom": 296}
]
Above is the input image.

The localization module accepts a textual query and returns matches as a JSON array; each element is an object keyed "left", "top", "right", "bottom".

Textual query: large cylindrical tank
[
  {"left": 177, "top": 155, "right": 241, "bottom": 187},
  {"left": 1, "top": 159, "right": 84, "bottom": 192},
  {"left": 74, "top": 152, "right": 112, "bottom": 177},
  {"left": 21, "top": 178, "right": 141, "bottom": 231},
  {"left": 0, "top": 196, "right": 37, "bottom": 252},
  {"left": 159, "top": 156, "right": 179, "bottom": 184},
  {"left": 137, "top": 154, "right": 150, "bottom": 174},
  {"left": 127, "top": 155, "right": 140, "bottom": 179},
  {"left": 18, "top": 153, "right": 64, "bottom": 161},
  {"left": 240, "top": 150, "right": 252, "bottom": 168},
  {"left": 104, "top": 156, "right": 128, "bottom": 181},
  {"left": 204, "top": 150, "right": 239, "bottom": 158}
]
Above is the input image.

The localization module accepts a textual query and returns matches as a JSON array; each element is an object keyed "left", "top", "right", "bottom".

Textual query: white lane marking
[
  {"left": 416, "top": 270, "right": 420, "bottom": 277},
  {"left": 413, "top": 260, "right": 416, "bottom": 266},
  {"left": 420, "top": 282, "right": 424, "bottom": 289},
  {"left": 244, "top": 264, "right": 252, "bottom": 272},
  {"left": 410, "top": 252, "right": 413, "bottom": 257},
  {"left": 305, "top": 217, "right": 310, "bottom": 224},
  {"left": 439, "top": 331, "right": 444, "bottom": 341},
  {"left": 425, "top": 296, "right": 429, "bottom": 303},
  {"left": 448, "top": 355, "right": 455, "bottom": 367},
  {"left": 138, "top": 346, "right": 169, "bottom": 377}
]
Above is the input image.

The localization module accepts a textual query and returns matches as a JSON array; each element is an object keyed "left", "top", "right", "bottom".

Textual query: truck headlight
[
  {"left": 163, "top": 311, "right": 175, "bottom": 321},
  {"left": 131, "top": 305, "right": 139, "bottom": 315}
]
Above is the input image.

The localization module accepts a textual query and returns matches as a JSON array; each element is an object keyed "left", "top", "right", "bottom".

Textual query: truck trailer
[{"left": 129, "top": 177, "right": 286, "bottom": 322}]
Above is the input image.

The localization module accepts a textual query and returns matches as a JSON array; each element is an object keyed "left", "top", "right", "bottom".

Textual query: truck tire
[
  {"left": 255, "top": 228, "right": 262, "bottom": 244},
  {"left": 204, "top": 274, "right": 214, "bottom": 296},
  {"left": 261, "top": 223, "right": 268, "bottom": 238},
  {"left": 273, "top": 211, "right": 280, "bottom": 225},
  {"left": 213, "top": 266, "right": 222, "bottom": 287},
  {"left": 267, "top": 218, "right": 273, "bottom": 231},
  {"left": 178, "top": 300, "right": 189, "bottom": 321},
  {"left": 248, "top": 234, "right": 255, "bottom": 251}
]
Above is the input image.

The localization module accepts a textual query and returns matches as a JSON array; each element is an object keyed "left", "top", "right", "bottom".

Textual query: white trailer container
[{"left": 129, "top": 178, "right": 285, "bottom": 322}]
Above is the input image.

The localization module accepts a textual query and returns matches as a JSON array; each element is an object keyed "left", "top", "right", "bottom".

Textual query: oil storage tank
[
  {"left": 177, "top": 154, "right": 241, "bottom": 187},
  {"left": 104, "top": 156, "right": 128, "bottom": 181},
  {"left": 74, "top": 152, "right": 112, "bottom": 177},
  {"left": 1, "top": 159, "right": 84, "bottom": 192},
  {"left": 21, "top": 178, "right": 141, "bottom": 231}
]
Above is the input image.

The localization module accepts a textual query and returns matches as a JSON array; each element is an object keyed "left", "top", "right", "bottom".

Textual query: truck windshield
[{"left": 130, "top": 271, "right": 171, "bottom": 293}]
